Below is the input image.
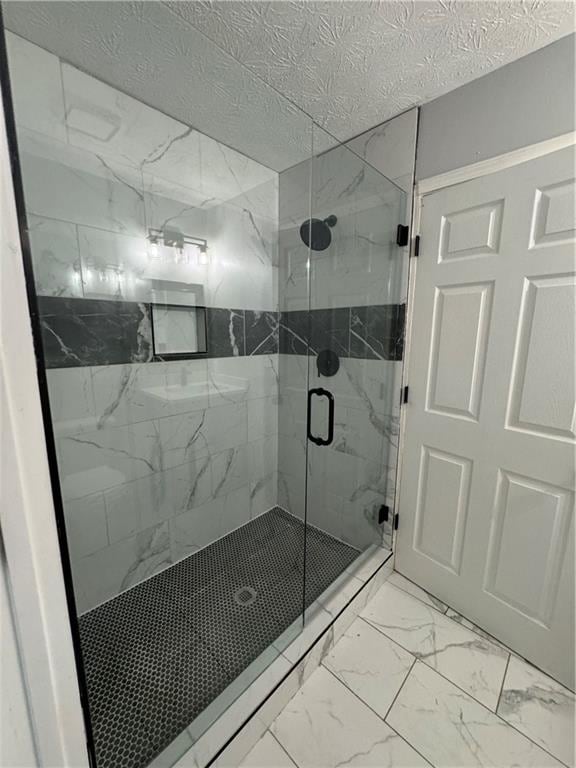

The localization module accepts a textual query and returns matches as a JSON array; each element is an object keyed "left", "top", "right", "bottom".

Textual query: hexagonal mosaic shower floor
[{"left": 78, "top": 507, "right": 359, "bottom": 768}]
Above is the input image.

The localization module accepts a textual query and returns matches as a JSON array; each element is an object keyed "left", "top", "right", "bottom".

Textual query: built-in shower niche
[{"left": 151, "top": 304, "right": 208, "bottom": 358}]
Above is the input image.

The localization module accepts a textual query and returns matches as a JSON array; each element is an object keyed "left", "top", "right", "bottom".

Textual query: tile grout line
[
  {"left": 381, "top": 722, "right": 434, "bottom": 768},
  {"left": 388, "top": 572, "right": 449, "bottom": 614},
  {"left": 388, "top": 574, "right": 556, "bottom": 677},
  {"left": 321, "top": 664, "right": 433, "bottom": 767},
  {"left": 369, "top": 580, "right": 516, "bottom": 669},
  {"left": 381, "top": 658, "right": 418, "bottom": 724},
  {"left": 356, "top": 613, "right": 419, "bottom": 660},
  {"left": 251, "top": 578, "right": 569, "bottom": 768},
  {"left": 267, "top": 728, "right": 299, "bottom": 768},
  {"left": 321, "top": 656, "right": 413, "bottom": 725},
  {"left": 390, "top": 575, "right": 528, "bottom": 664},
  {"left": 443, "top": 616, "right": 558, "bottom": 682},
  {"left": 493, "top": 657, "right": 572, "bottom": 768},
  {"left": 393, "top": 659, "right": 572, "bottom": 767},
  {"left": 495, "top": 652, "right": 511, "bottom": 714},
  {"left": 359, "top": 612, "right": 541, "bottom": 729},
  {"left": 443, "top": 608, "right": 518, "bottom": 657}
]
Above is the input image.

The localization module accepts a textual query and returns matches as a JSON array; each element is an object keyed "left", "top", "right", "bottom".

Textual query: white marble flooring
[{"left": 240, "top": 571, "right": 575, "bottom": 768}]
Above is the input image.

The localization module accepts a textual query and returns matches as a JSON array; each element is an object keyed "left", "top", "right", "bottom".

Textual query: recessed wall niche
[{"left": 151, "top": 304, "right": 207, "bottom": 358}]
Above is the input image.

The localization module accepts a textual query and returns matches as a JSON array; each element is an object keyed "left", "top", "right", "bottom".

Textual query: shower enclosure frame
[
  {"left": 0, "top": 12, "right": 416, "bottom": 766},
  {"left": 0, "top": 14, "right": 96, "bottom": 765}
]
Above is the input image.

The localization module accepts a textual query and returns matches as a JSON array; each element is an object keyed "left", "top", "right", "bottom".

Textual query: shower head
[{"left": 299, "top": 215, "right": 337, "bottom": 251}]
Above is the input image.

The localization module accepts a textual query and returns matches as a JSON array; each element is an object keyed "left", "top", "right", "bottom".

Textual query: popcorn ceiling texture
[{"left": 4, "top": 1, "right": 574, "bottom": 170}]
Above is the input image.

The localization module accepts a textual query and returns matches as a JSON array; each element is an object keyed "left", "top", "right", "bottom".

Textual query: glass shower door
[{"left": 304, "top": 136, "right": 407, "bottom": 580}]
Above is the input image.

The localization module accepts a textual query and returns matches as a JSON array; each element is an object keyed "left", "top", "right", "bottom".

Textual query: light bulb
[{"left": 149, "top": 240, "right": 159, "bottom": 260}]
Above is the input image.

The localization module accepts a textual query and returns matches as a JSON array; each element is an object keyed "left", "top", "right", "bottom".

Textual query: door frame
[{"left": 394, "top": 129, "right": 576, "bottom": 553}]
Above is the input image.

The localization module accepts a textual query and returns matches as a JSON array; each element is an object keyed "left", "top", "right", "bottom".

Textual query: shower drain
[{"left": 233, "top": 586, "right": 257, "bottom": 606}]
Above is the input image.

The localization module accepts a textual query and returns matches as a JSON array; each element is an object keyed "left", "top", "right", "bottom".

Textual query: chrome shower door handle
[{"left": 307, "top": 388, "right": 335, "bottom": 446}]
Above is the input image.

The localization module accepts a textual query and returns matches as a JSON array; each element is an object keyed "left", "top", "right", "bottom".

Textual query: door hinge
[
  {"left": 414, "top": 235, "right": 420, "bottom": 257},
  {"left": 396, "top": 224, "right": 409, "bottom": 247},
  {"left": 378, "top": 504, "right": 390, "bottom": 524},
  {"left": 401, "top": 385, "right": 409, "bottom": 404},
  {"left": 394, "top": 513, "right": 399, "bottom": 531}
]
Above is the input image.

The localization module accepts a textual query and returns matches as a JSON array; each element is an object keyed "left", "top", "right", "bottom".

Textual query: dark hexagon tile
[{"left": 78, "top": 508, "right": 359, "bottom": 768}]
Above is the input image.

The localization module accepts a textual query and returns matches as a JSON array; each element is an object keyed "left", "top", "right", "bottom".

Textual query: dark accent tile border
[
  {"left": 310, "top": 307, "right": 351, "bottom": 357},
  {"left": 38, "top": 296, "right": 152, "bottom": 369},
  {"left": 349, "top": 303, "right": 405, "bottom": 361},
  {"left": 206, "top": 307, "right": 246, "bottom": 358},
  {"left": 245, "top": 310, "right": 279, "bottom": 356},
  {"left": 280, "top": 304, "right": 405, "bottom": 361},
  {"left": 278, "top": 309, "right": 309, "bottom": 356},
  {"left": 38, "top": 296, "right": 405, "bottom": 369}
]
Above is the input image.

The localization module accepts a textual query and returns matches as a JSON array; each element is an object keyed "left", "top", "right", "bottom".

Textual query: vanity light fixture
[
  {"left": 149, "top": 235, "right": 160, "bottom": 260},
  {"left": 147, "top": 228, "right": 208, "bottom": 265}
]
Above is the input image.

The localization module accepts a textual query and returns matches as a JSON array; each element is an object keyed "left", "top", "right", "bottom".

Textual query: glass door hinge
[
  {"left": 378, "top": 504, "right": 390, "bottom": 524},
  {"left": 396, "top": 224, "right": 409, "bottom": 247}
]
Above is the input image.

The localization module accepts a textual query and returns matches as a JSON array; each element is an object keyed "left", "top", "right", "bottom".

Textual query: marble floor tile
[
  {"left": 271, "top": 666, "right": 429, "bottom": 768},
  {"left": 361, "top": 583, "right": 509, "bottom": 710},
  {"left": 240, "top": 732, "right": 296, "bottom": 768},
  {"left": 388, "top": 571, "right": 448, "bottom": 613},
  {"left": 497, "top": 656, "right": 575, "bottom": 766},
  {"left": 322, "top": 617, "right": 414, "bottom": 718},
  {"left": 387, "top": 661, "right": 563, "bottom": 767},
  {"left": 445, "top": 608, "right": 516, "bottom": 655}
]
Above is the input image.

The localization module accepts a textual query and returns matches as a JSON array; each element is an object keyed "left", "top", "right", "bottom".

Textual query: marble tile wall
[
  {"left": 277, "top": 353, "right": 400, "bottom": 552},
  {"left": 48, "top": 354, "right": 279, "bottom": 612},
  {"left": 275, "top": 113, "right": 415, "bottom": 553},
  {"left": 279, "top": 304, "right": 405, "bottom": 360},
  {"left": 277, "top": 125, "right": 412, "bottom": 314},
  {"left": 38, "top": 296, "right": 153, "bottom": 368},
  {"left": 38, "top": 296, "right": 280, "bottom": 369},
  {"left": 8, "top": 32, "right": 416, "bottom": 612},
  {"left": 38, "top": 294, "right": 403, "bottom": 370},
  {"left": 6, "top": 31, "right": 282, "bottom": 612},
  {"left": 7, "top": 31, "right": 279, "bottom": 312}
]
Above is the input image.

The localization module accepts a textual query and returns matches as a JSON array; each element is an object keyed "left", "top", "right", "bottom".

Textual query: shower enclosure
[{"left": 2, "top": 5, "right": 412, "bottom": 767}]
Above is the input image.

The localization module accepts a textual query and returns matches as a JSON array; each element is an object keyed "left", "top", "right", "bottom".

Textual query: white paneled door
[{"left": 396, "top": 145, "right": 576, "bottom": 689}]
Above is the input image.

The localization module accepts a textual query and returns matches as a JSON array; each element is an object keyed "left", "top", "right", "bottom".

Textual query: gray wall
[{"left": 417, "top": 33, "right": 576, "bottom": 180}]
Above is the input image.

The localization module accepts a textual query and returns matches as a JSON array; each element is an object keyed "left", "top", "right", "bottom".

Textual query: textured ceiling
[
  {"left": 165, "top": 1, "right": 575, "bottom": 139},
  {"left": 3, "top": 1, "right": 574, "bottom": 169}
]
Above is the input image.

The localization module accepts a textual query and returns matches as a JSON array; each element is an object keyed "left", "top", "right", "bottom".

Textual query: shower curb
[{"left": 178, "top": 548, "right": 394, "bottom": 768}]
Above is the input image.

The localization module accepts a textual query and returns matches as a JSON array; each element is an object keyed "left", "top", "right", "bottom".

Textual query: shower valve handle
[{"left": 307, "top": 388, "right": 335, "bottom": 446}]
